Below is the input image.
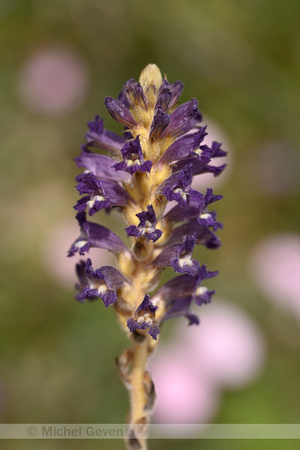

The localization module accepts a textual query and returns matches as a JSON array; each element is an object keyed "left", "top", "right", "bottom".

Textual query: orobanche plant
[{"left": 68, "top": 64, "right": 226, "bottom": 449}]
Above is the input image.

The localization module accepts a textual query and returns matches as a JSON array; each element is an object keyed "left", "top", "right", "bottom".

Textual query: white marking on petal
[
  {"left": 74, "top": 240, "right": 88, "bottom": 249},
  {"left": 174, "top": 188, "right": 187, "bottom": 201},
  {"left": 196, "top": 286, "right": 208, "bottom": 295},
  {"left": 200, "top": 213, "right": 211, "bottom": 219},
  {"left": 151, "top": 297, "right": 161, "bottom": 307},
  {"left": 140, "top": 220, "right": 155, "bottom": 235},
  {"left": 126, "top": 153, "right": 142, "bottom": 167},
  {"left": 178, "top": 253, "right": 193, "bottom": 267},
  {"left": 89, "top": 282, "right": 108, "bottom": 295},
  {"left": 194, "top": 149, "right": 203, "bottom": 156},
  {"left": 87, "top": 194, "right": 106, "bottom": 209},
  {"left": 137, "top": 312, "right": 153, "bottom": 326}
]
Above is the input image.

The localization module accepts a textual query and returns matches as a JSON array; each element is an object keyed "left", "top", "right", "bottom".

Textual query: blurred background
[{"left": 1, "top": 0, "right": 300, "bottom": 449}]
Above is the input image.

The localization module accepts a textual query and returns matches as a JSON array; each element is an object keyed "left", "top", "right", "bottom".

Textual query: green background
[{"left": 1, "top": 0, "right": 300, "bottom": 449}]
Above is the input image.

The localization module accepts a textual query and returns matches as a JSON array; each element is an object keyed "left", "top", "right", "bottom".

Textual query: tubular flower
[{"left": 68, "top": 64, "right": 226, "bottom": 449}]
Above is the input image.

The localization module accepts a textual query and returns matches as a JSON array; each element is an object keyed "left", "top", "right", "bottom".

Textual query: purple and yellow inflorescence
[{"left": 68, "top": 64, "right": 226, "bottom": 342}]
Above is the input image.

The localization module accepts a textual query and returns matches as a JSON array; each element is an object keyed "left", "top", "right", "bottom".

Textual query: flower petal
[
  {"left": 68, "top": 212, "right": 130, "bottom": 256},
  {"left": 158, "top": 128, "right": 207, "bottom": 165},
  {"left": 113, "top": 136, "right": 152, "bottom": 174},
  {"left": 149, "top": 106, "right": 170, "bottom": 141},
  {"left": 75, "top": 146, "right": 130, "bottom": 182},
  {"left": 152, "top": 235, "right": 201, "bottom": 276},
  {"left": 105, "top": 97, "right": 138, "bottom": 128},
  {"left": 75, "top": 258, "right": 128, "bottom": 306},
  {"left": 125, "top": 205, "right": 163, "bottom": 242},
  {"left": 164, "top": 98, "right": 199, "bottom": 136},
  {"left": 84, "top": 115, "right": 125, "bottom": 152},
  {"left": 127, "top": 295, "right": 160, "bottom": 340}
]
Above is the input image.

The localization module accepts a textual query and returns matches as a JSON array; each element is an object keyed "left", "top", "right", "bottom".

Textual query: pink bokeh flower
[
  {"left": 149, "top": 345, "right": 219, "bottom": 424},
  {"left": 178, "top": 300, "right": 266, "bottom": 388},
  {"left": 250, "top": 233, "right": 300, "bottom": 320},
  {"left": 18, "top": 46, "right": 89, "bottom": 115},
  {"left": 149, "top": 300, "right": 265, "bottom": 425}
]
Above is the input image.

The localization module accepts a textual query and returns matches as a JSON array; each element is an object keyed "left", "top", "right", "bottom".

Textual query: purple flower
[
  {"left": 194, "top": 286, "right": 215, "bottom": 305},
  {"left": 163, "top": 296, "right": 199, "bottom": 325},
  {"left": 85, "top": 115, "right": 125, "bottom": 152},
  {"left": 153, "top": 266, "right": 218, "bottom": 301},
  {"left": 155, "top": 88, "right": 172, "bottom": 111},
  {"left": 157, "top": 164, "right": 203, "bottom": 207},
  {"left": 127, "top": 295, "right": 160, "bottom": 340},
  {"left": 113, "top": 136, "right": 153, "bottom": 174},
  {"left": 74, "top": 172, "right": 132, "bottom": 216},
  {"left": 211, "top": 141, "right": 227, "bottom": 158},
  {"left": 164, "top": 188, "right": 223, "bottom": 232},
  {"left": 76, "top": 258, "right": 128, "bottom": 306},
  {"left": 74, "top": 146, "right": 131, "bottom": 183},
  {"left": 163, "top": 200, "right": 203, "bottom": 223},
  {"left": 152, "top": 266, "right": 217, "bottom": 324},
  {"left": 68, "top": 212, "right": 130, "bottom": 257},
  {"left": 105, "top": 97, "right": 138, "bottom": 128},
  {"left": 152, "top": 234, "right": 202, "bottom": 276},
  {"left": 168, "top": 221, "right": 221, "bottom": 249},
  {"left": 157, "top": 128, "right": 208, "bottom": 165},
  {"left": 173, "top": 156, "right": 227, "bottom": 178},
  {"left": 164, "top": 98, "right": 199, "bottom": 137},
  {"left": 119, "top": 78, "right": 148, "bottom": 110},
  {"left": 125, "top": 205, "right": 162, "bottom": 242},
  {"left": 149, "top": 106, "right": 170, "bottom": 141},
  {"left": 157, "top": 79, "right": 184, "bottom": 109}
]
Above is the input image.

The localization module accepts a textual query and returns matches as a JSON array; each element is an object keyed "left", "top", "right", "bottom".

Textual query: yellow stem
[
  {"left": 130, "top": 339, "right": 148, "bottom": 423},
  {"left": 127, "top": 337, "right": 149, "bottom": 450}
]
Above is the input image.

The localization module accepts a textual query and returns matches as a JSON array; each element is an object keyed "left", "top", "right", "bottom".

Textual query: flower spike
[{"left": 69, "top": 64, "right": 226, "bottom": 448}]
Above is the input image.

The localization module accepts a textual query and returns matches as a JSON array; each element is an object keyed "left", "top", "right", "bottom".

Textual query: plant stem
[{"left": 126, "top": 337, "right": 150, "bottom": 450}]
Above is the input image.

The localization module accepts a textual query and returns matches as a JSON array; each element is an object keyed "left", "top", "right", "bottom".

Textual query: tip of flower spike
[{"left": 139, "top": 64, "right": 162, "bottom": 92}]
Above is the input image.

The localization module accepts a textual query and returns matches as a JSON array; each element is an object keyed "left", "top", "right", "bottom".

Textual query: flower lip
[
  {"left": 74, "top": 172, "right": 132, "bottom": 216},
  {"left": 194, "top": 285, "right": 215, "bottom": 305},
  {"left": 127, "top": 294, "right": 160, "bottom": 340},
  {"left": 75, "top": 258, "right": 127, "bottom": 307},
  {"left": 113, "top": 136, "right": 153, "bottom": 174},
  {"left": 125, "top": 205, "right": 163, "bottom": 242},
  {"left": 157, "top": 164, "right": 203, "bottom": 207},
  {"left": 152, "top": 234, "right": 202, "bottom": 277}
]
